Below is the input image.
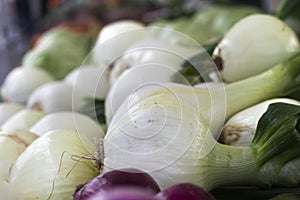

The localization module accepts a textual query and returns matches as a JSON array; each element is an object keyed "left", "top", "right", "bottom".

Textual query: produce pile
[{"left": 1, "top": 1, "right": 300, "bottom": 199}]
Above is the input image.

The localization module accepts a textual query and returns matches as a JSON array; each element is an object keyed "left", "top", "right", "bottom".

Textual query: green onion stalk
[{"left": 103, "top": 52, "right": 300, "bottom": 191}]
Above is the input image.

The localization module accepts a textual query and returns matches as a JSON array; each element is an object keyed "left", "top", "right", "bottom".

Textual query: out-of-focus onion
[
  {"left": 1, "top": 67, "right": 54, "bottom": 104},
  {"left": 92, "top": 20, "right": 148, "bottom": 66},
  {"left": 1, "top": 109, "right": 45, "bottom": 132},
  {"left": 0, "top": 130, "right": 37, "bottom": 180},
  {"left": 0, "top": 103, "right": 24, "bottom": 126},
  {"left": 64, "top": 66, "right": 109, "bottom": 99},
  {"left": 27, "top": 81, "right": 90, "bottom": 113}
]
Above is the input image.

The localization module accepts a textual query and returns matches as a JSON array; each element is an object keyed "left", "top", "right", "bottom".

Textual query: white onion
[
  {"left": 1, "top": 67, "right": 54, "bottom": 104},
  {"left": 110, "top": 38, "right": 200, "bottom": 86},
  {"left": 105, "top": 62, "right": 186, "bottom": 125},
  {"left": 0, "top": 179, "right": 17, "bottom": 200},
  {"left": 0, "top": 130, "right": 37, "bottom": 181},
  {"left": 27, "top": 81, "right": 90, "bottom": 113},
  {"left": 1, "top": 109, "right": 45, "bottom": 132},
  {"left": 212, "top": 14, "right": 300, "bottom": 82},
  {"left": 30, "top": 111, "right": 105, "bottom": 154},
  {"left": 92, "top": 20, "right": 148, "bottom": 66},
  {"left": 220, "top": 98, "right": 300, "bottom": 146},
  {"left": 0, "top": 103, "right": 24, "bottom": 126},
  {"left": 106, "top": 38, "right": 202, "bottom": 124},
  {"left": 9, "top": 129, "right": 99, "bottom": 200},
  {"left": 64, "top": 65, "right": 110, "bottom": 99}
]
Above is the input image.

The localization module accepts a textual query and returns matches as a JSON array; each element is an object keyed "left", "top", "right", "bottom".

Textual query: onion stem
[{"left": 225, "top": 51, "right": 300, "bottom": 118}]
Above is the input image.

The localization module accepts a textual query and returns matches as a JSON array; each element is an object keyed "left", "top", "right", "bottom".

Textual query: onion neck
[
  {"left": 225, "top": 52, "right": 300, "bottom": 118},
  {"left": 202, "top": 141, "right": 264, "bottom": 191}
]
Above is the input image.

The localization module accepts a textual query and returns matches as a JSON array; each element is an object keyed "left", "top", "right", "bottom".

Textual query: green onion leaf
[
  {"left": 251, "top": 103, "right": 300, "bottom": 167},
  {"left": 276, "top": 0, "right": 300, "bottom": 20}
]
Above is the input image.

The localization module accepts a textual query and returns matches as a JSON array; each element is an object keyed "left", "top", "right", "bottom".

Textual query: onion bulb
[
  {"left": 1, "top": 67, "right": 54, "bottom": 104},
  {"left": 0, "top": 103, "right": 24, "bottom": 126},
  {"left": 27, "top": 81, "right": 90, "bottom": 113},
  {"left": 88, "top": 187, "right": 156, "bottom": 200},
  {"left": 155, "top": 183, "right": 215, "bottom": 200},
  {"left": 92, "top": 20, "right": 148, "bottom": 66},
  {"left": 219, "top": 98, "right": 300, "bottom": 146},
  {"left": 64, "top": 66, "right": 110, "bottom": 99},
  {"left": 105, "top": 62, "right": 188, "bottom": 125},
  {"left": 212, "top": 14, "right": 300, "bottom": 82},
  {"left": 74, "top": 168, "right": 160, "bottom": 200},
  {"left": 110, "top": 38, "right": 200, "bottom": 86},
  {"left": 106, "top": 37, "right": 202, "bottom": 124},
  {"left": 1, "top": 109, "right": 45, "bottom": 132},
  {"left": 9, "top": 129, "right": 99, "bottom": 200},
  {"left": 30, "top": 112, "right": 105, "bottom": 154},
  {"left": 0, "top": 130, "right": 37, "bottom": 181}
]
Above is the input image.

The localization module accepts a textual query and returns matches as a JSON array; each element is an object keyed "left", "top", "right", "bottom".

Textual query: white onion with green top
[{"left": 104, "top": 52, "right": 300, "bottom": 190}]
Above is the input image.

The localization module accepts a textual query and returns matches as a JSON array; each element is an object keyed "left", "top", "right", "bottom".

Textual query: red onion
[
  {"left": 73, "top": 168, "right": 160, "bottom": 200},
  {"left": 155, "top": 183, "right": 215, "bottom": 200},
  {"left": 88, "top": 187, "right": 156, "bottom": 200}
]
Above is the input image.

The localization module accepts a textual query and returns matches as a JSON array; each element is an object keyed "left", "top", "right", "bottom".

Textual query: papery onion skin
[{"left": 74, "top": 168, "right": 160, "bottom": 200}]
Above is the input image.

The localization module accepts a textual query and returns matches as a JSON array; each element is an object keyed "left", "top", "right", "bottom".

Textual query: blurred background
[{"left": 0, "top": 0, "right": 282, "bottom": 85}]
